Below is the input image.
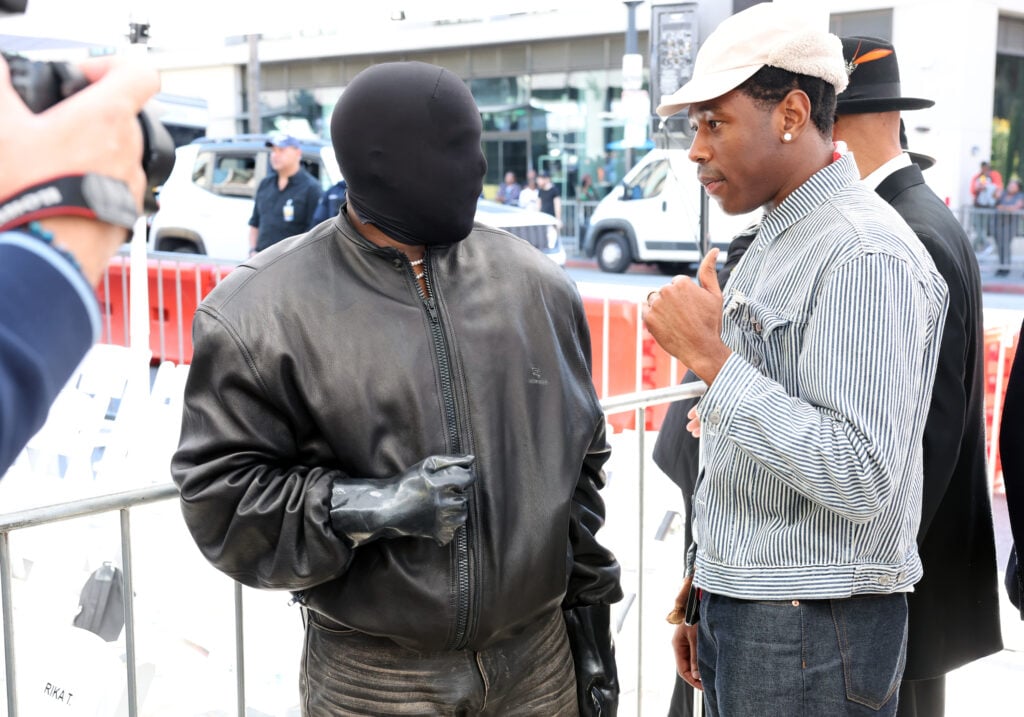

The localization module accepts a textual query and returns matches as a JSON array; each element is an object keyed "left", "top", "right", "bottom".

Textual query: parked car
[
  {"left": 474, "top": 198, "right": 566, "bottom": 266},
  {"left": 149, "top": 134, "right": 564, "bottom": 266},
  {"left": 581, "top": 148, "right": 760, "bottom": 273}
]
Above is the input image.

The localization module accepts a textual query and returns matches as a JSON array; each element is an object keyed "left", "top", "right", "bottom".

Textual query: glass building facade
[{"left": 248, "top": 34, "right": 646, "bottom": 201}]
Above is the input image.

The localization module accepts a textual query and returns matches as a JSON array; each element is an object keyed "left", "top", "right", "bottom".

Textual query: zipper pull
[{"left": 425, "top": 297, "right": 440, "bottom": 323}]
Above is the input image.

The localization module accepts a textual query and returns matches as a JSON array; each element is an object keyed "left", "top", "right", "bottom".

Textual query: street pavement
[{"left": 566, "top": 254, "right": 1024, "bottom": 297}]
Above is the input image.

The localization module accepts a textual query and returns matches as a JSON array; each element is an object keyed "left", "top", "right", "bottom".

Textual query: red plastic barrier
[
  {"left": 582, "top": 294, "right": 687, "bottom": 433},
  {"left": 98, "top": 258, "right": 1022, "bottom": 465},
  {"left": 95, "top": 257, "right": 230, "bottom": 365},
  {"left": 95, "top": 255, "right": 131, "bottom": 349},
  {"left": 983, "top": 326, "right": 1019, "bottom": 492}
]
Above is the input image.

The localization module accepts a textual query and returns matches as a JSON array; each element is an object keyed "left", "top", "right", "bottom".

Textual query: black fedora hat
[
  {"left": 836, "top": 36, "right": 935, "bottom": 113},
  {"left": 900, "top": 119, "right": 936, "bottom": 171}
]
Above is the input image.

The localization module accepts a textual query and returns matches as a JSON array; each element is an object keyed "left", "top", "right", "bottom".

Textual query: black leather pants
[{"left": 300, "top": 608, "right": 579, "bottom": 716}]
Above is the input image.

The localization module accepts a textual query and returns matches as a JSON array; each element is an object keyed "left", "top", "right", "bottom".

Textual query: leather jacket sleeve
[
  {"left": 564, "top": 291, "right": 624, "bottom": 609},
  {"left": 172, "top": 306, "right": 353, "bottom": 591}
]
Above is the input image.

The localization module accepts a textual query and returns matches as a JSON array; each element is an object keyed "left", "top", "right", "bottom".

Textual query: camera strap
[{"left": 0, "top": 174, "right": 138, "bottom": 233}]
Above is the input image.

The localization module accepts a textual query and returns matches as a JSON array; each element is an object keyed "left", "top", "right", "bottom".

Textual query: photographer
[{"left": 0, "top": 54, "right": 160, "bottom": 473}]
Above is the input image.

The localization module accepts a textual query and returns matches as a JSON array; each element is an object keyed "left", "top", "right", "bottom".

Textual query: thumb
[
  {"left": 697, "top": 248, "right": 721, "bottom": 295},
  {"left": 426, "top": 454, "right": 475, "bottom": 471}
]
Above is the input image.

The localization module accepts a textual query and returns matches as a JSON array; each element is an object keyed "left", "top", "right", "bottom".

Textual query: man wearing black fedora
[{"left": 834, "top": 36, "right": 1004, "bottom": 717}]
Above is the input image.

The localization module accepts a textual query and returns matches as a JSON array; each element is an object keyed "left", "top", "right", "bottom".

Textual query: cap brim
[
  {"left": 656, "top": 65, "right": 763, "bottom": 118},
  {"left": 835, "top": 97, "right": 935, "bottom": 113}
]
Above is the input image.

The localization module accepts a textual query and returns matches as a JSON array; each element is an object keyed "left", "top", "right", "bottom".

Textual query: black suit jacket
[
  {"left": 876, "top": 164, "right": 1002, "bottom": 679},
  {"left": 999, "top": 320, "right": 1024, "bottom": 617}
]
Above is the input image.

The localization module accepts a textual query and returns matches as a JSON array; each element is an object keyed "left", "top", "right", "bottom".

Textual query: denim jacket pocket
[{"left": 730, "top": 297, "right": 802, "bottom": 373}]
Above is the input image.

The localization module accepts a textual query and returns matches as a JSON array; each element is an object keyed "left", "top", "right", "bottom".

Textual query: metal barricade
[
  {"left": 959, "top": 205, "right": 1024, "bottom": 273},
  {"left": 0, "top": 380, "right": 706, "bottom": 717},
  {"left": 561, "top": 199, "right": 603, "bottom": 257}
]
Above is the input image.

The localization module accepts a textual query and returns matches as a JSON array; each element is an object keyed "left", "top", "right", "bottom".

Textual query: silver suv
[{"left": 149, "top": 135, "right": 565, "bottom": 266}]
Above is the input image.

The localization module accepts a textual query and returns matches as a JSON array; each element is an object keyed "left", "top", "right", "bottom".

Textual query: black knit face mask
[{"left": 330, "top": 61, "right": 487, "bottom": 247}]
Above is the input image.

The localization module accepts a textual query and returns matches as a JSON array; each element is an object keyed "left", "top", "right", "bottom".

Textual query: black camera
[{"left": 2, "top": 52, "right": 175, "bottom": 214}]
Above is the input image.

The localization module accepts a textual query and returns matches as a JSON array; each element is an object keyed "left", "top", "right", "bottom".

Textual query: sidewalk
[{"left": 980, "top": 266, "right": 1024, "bottom": 295}]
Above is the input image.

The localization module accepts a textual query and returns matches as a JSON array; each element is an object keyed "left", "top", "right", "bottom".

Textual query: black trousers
[
  {"left": 668, "top": 673, "right": 697, "bottom": 717},
  {"left": 896, "top": 675, "right": 945, "bottom": 717}
]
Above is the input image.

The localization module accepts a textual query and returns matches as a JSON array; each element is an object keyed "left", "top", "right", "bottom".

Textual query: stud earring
[{"left": 783, "top": 132, "right": 793, "bottom": 142}]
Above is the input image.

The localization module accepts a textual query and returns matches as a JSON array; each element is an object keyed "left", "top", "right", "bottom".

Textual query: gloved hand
[
  {"left": 330, "top": 454, "right": 475, "bottom": 547},
  {"left": 563, "top": 603, "right": 619, "bottom": 717}
]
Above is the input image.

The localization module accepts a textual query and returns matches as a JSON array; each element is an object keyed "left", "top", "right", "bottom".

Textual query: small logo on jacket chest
[{"left": 528, "top": 367, "right": 548, "bottom": 385}]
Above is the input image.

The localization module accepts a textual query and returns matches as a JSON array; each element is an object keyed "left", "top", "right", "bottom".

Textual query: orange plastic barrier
[
  {"left": 983, "top": 325, "right": 1019, "bottom": 491},
  {"left": 98, "top": 258, "right": 1023, "bottom": 464},
  {"left": 95, "top": 258, "right": 229, "bottom": 365},
  {"left": 582, "top": 294, "right": 687, "bottom": 432}
]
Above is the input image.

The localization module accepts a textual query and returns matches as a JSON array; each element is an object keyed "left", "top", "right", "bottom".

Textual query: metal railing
[
  {"left": 958, "top": 206, "right": 1024, "bottom": 273},
  {"left": 0, "top": 381, "right": 706, "bottom": 717},
  {"left": 6, "top": 248, "right": 1019, "bottom": 715},
  {"left": 560, "top": 198, "right": 602, "bottom": 256}
]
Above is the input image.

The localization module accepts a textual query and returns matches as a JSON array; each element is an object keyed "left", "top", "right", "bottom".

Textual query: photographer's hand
[{"left": 0, "top": 56, "right": 159, "bottom": 285}]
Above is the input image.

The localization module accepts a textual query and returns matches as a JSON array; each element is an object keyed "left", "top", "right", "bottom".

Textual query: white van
[{"left": 581, "top": 148, "right": 761, "bottom": 273}]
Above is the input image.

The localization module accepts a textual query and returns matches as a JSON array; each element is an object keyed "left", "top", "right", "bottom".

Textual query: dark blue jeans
[
  {"left": 299, "top": 608, "right": 578, "bottom": 716},
  {"left": 698, "top": 591, "right": 908, "bottom": 717}
]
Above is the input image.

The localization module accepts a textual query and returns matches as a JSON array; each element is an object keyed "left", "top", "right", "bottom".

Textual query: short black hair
[{"left": 736, "top": 65, "right": 836, "bottom": 138}]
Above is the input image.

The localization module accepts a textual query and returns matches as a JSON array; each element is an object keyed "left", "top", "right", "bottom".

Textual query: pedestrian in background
[
  {"left": 537, "top": 171, "right": 562, "bottom": 228},
  {"left": 579, "top": 173, "right": 601, "bottom": 201},
  {"left": 311, "top": 178, "right": 347, "bottom": 225},
  {"left": 495, "top": 170, "right": 521, "bottom": 205},
  {"left": 970, "top": 160, "right": 1004, "bottom": 248},
  {"left": 995, "top": 178, "right": 1024, "bottom": 274},
  {"left": 833, "top": 35, "right": 1003, "bottom": 717},
  {"left": 248, "top": 134, "right": 322, "bottom": 255},
  {"left": 519, "top": 169, "right": 540, "bottom": 212}
]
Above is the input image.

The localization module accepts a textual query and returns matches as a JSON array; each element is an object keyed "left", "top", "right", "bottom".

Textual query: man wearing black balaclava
[{"left": 171, "top": 61, "right": 622, "bottom": 716}]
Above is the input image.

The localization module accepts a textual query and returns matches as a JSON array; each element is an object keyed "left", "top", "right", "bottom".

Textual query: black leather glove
[
  {"left": 563, "top": 603, "right": 619, "bottom": 717},
  {"left": 330, "top": 455, "right": 475, "bottom": 547}
]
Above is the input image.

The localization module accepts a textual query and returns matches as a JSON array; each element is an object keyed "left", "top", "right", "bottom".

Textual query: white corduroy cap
[{"left": 656, "top": 2, "right": 849, "bottom": 118}]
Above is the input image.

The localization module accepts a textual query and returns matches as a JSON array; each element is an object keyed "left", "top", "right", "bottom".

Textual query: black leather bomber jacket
[{"left": 171, "top": 210, "right": 623, "bottom": 652}]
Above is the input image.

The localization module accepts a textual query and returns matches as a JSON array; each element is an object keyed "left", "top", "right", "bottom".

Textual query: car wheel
[
  {"left": 596, "top": 233, "right": 631, "bottom": 273},
  {"left": 656, "top": 261, "right": 690, "bottom": 276},
  {"left": 160, "top": 238, "right": 201, "bottom": 254}
]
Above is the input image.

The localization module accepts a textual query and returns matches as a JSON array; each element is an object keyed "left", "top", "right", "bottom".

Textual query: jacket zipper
[{"left": 420, "top": 259, "right": 474, "bottom": 650}]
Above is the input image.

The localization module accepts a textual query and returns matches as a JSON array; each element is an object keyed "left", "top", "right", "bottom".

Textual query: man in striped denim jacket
[{"left": 644, "top": 5, "right": 949, "bottom": 716}]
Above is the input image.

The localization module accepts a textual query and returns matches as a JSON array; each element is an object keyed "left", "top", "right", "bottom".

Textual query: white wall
[
  {"left": 157, "top": 66, "right": 241, "bottom": 138},
  {"left": 825, "top": 0, "right": 1020, "bottom": 208},
  {"left": 891, "top": 0, "right": 1001, "bottom": 208}
]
